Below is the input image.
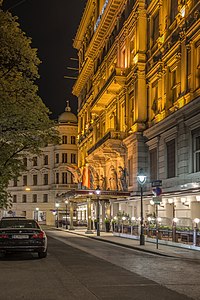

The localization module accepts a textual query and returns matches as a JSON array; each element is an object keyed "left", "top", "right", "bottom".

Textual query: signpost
[{"left": 151, "top": 180, "right": 162, "bottom": 249}]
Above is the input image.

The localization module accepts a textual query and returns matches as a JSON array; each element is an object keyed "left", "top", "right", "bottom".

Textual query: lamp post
[
  {"left": 55, "top": 203, "right": 60, "bottom": 228},
  {"left": 35, "top": 207, "right": 39, "bottom": 222},
  {"left": 137, "top": 169, "right": 147, "bottom": 246},
  {"left": 193, "top": 218, "right": 200, "bottom": 246},
  {"left": 95, "top": 187, "right": 101, "bottom": 236},
  {"left": 65, "top": 200, "right": 68, "bottom": 229}
]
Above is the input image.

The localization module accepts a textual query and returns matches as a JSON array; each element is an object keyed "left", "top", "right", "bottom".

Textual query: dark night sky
[{"left": 2, "top": 0, "right": 87, "bottom": 119}]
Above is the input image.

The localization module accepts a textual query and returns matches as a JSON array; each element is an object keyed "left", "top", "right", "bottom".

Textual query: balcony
[
  {"left": 87, "top": 130, "right": 127, "bottom": 156},
  {"left": 91, "top": 67, "right": 127, "bottom": 113}
]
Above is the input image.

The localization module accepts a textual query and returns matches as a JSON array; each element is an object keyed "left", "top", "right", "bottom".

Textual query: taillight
[
  {"left": 0, "top": 234, "right": 9, "bottom": 239},
  {"left": 32, "top": 231, "right": 45, "bottom": 239}
]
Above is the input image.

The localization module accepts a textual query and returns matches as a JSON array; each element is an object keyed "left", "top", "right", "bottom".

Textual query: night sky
[{"left": 2, "top": 0, "right": 87, "bottom": 119}]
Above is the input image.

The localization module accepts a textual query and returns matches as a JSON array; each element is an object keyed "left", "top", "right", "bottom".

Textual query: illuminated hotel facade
[{"left": 73, "top": 0, "right": 200, "bottom": 227}]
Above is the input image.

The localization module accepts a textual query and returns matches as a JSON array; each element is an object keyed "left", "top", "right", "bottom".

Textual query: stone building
[
  {"left": 72, "top": 0, "right": 200, "bottom": 227},
  {"left": 5, "top": 102, "right": 78, "bottom": 225}
]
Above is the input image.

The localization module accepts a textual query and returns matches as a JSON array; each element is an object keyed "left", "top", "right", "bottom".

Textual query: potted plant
[{"left": 105, "top": 218, "right": 111, "bottom": 232}]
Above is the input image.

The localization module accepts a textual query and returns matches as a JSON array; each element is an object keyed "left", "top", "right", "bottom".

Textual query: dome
[{"left": 58, "top": 101, "right": 77, "bottom": 124}]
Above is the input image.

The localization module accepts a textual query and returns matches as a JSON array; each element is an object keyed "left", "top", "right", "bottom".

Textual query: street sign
[
  {"left": 151, "top": 180, "right": 162, "bottom": 187},
  {"left": 152, "top": 196, "right": 162, "bottom": 204}
]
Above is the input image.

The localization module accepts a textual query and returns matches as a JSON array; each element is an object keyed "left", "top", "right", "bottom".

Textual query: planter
[{"left": 105, "top": 222, "right": 110, "bottom": 232}]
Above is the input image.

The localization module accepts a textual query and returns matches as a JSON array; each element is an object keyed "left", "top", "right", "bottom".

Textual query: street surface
[{"left": 0, "top": 228, "right": 199, "bottom": 300}]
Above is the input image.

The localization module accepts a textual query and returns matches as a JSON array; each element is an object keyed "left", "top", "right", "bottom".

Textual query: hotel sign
[{"left": 94, "top": 0, "right": 109, "bottom": 32}]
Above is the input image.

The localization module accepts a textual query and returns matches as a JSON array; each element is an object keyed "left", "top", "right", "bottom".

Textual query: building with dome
[{"left": 5, "top": 102, "right": 78, "bottom": 225}]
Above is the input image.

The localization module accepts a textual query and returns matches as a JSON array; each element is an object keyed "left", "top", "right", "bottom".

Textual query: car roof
[{"left": 1, "top": 217, "right": 26, "bottom": 220}]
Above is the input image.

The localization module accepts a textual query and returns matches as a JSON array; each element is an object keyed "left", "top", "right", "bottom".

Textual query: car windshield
[{"left": 0, "top": 220, "right": 39, "bottom": 229}]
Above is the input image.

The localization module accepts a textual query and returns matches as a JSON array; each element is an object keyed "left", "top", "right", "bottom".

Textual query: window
[
  {"left": 33, "top": 156, "right": 37, "bottom": 166},
  {"left": 62, "top": 172, "right": 68, "bottom": 184},
  {"left": 152, "top": 12, "right": 159, "bottom": 44},
  {"left": 43, "top": 174, "right": 48, "bottom": 185},
  {"left": 71, "top": 136, "right": 76, "bottom": 144},
  {"left": 55, "top": 153, "right": 59, "bottom": 163},
  {"left": 150, "top": 148, "right": 157, "bottom": 181},
  {"left": 23, "top": 175, "right": 27, "bottom": 186},
  {"left": 62, "top": 153, "right": 68, "bottom": 163},
  {"left": 32, "top": 194, "right": 37, "bottom": 203},
  {"left": 23, "top": 158, "right": 27, "bottom": 166},
  {"left": 71, "top": 153, "right": 76, "bottom": 163},
  {"left": 13, "top": 195, "right": 17, "bottom": 203},
  {"left": 166, "top": 139, "right": 176, "bottom": 178},
  {"left": 56, "top": 173, "right": 59, "bottom": 184},
  {"left": 43, "top": 194, "right": 48, "bottom": 203},
  {"left": 151, "top": 80, "right": 158, "bottom": 115},
  {"left": 22, "top": 195, "right": 27, "bottom": 203},
  {"left": 171, "top": 69, "right": 177, "bottom": 103},
  {"left": 192, "top": 129, "right": 200, "bottom": 172},
  {"left": 195, "top": 44, "right": 200, "bottom": 89},
  {"left": 13, "top": 178, "right": 18, "bottom": 187},
  {"left": 33, "top": 175, "right": 37, "bottom": 186},
  {"left": 170, "top": 0, "right": 178, "bottom": 23},
  {"left": 62, "top": 136, "right": 67, "bottom": 144},
  {"left": 44, "top": 155, "right": 48, "bottom": 165}
]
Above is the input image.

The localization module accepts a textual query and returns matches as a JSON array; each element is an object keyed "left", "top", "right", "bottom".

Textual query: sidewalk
[{"left": 53, "top": 226, "right": 200, "bottom": 261}]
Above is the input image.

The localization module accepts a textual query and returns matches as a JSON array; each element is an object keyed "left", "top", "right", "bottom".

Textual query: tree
[{"left": 0, "top": 5, "right": 59, "bottom": 208}]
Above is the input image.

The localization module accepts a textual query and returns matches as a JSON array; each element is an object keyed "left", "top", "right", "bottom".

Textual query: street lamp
[
  {"left": 65, "top": 200, "right": 68, "bottom": 230},
  {"left": 55, "top": 203, "right": 60, "bottom": 228},
  {"left": 193, "top": 218, "right": 200, "bottom": 246},
  {"left": 95, "top": 187, "right": 101, "bottom": 237},
  {"left": 137, "top": 169, "right": 147, "bottom": 245},
  {"left": 35, "top": 207, "right": 39, "bottom": 222}
]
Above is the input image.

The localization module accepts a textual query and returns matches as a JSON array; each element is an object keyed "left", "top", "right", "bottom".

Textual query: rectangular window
[
  {"left": 23, "top": 175, "right": 27, "bottom": 186},
  {"left": 13, "top": 195, "right": 17, "bottom": 203},
  {"left": 13, "top": 178, "right": 18, "bottom": 187},
  {"left": 71, "top": 136, "right": 76, "bottom": 144},
  {"left": 170, "top": 0, "right": 178, "bottom": 23},
  {"left": 56, "top": 173, "right": 59, "bottom": 184},
  {"left": 62, "top": 136, "right": 67, "bottom": 144},
  {"left": 43, "top": 194, "right": 48, "bottom": 203},
  {"left": 193, "top": 128, "right": 200, "bottom": 172},
  {"left": 55, "top": 153, "right": 59, "bottom": 163},
  {"left": 44, "top": 155, "right": 48, "bottom": 165},
  {"left": 33, "top": 174, "right": 37, "bottom": 186},
  {"left": 71, "top": 153, "right": 76, "bottom": 164},
  {"left": 33, "top": 156, "right": 37, "bottom": 166},
  {"left": 62, "top": 153, "right": 68, "bottom": 163},
  {"left": 23, "top": 158, "right": 27, "bottom": 166},
  {"left": 44, "top": 174, "right": 48, "bottom": 185},
  {"left": 171, "top": 69, "right": 177, "bottom": 103},
  {"left": 62, "top": 172, "right": 68, "bottom": 184},
  {"left": 152, "top": 12, "right": 159, "bottom": 44},
  {"left": 150, "top": 148, "right": 157, "bottom": 181},
  {"left": 22, "top": 195, "right": 27, "bottom": 203},
  {"left": 167, "top": 139, "right": 176, "bottom": 178},
  {"left": 32, "top": 194, "right": 37, "bottom": 203}
]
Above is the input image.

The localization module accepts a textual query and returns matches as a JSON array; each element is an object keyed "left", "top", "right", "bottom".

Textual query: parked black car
[{"left": 0, "top": 218, "right": 47, "bottom": 258}]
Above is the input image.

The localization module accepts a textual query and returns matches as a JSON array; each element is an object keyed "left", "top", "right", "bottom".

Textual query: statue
[
  {"left": 109, "top": 167, "right": 118, "bottom": 190},
  {"left": 118, "top": 166, "right": 128, "bottom": 191},
  {"left": 99, "top": 175, "right": 106, "bottom": 190}
]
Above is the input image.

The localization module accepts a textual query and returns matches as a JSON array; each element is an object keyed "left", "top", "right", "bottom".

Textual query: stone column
[
  {"left": 69, "top": 201, "right": 74, "bottom": 230},
  {"left": 101, "top": 200, "right": 105, "bottom": 231},
  {"left": 85, "top": 198, "right": 93, "bottom": 234}
]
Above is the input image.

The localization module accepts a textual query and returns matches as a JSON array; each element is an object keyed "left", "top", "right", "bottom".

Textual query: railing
[
  {"left": 88, "top": 131, "right": 126, "bottom": 155},
  {"left": 112, "top": 224, "right": 200, "bottom": 247}
]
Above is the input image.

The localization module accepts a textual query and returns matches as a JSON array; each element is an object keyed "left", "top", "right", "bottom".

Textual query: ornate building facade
[
  {"left": 73, "top": 0, "right": 200, "bottom": 226},
  {"left": 5, "top": 102, "right": 78, "bottom": 225}
]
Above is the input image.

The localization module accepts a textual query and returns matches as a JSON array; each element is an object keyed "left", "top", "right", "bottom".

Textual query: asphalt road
[{"left": 0, "top": 228, "right": 197, "bottom": 300}]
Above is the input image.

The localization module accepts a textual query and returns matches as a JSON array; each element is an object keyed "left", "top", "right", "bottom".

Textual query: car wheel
[{"left": 38, "top": 250, "right": 47, "bottom": 259}]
